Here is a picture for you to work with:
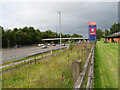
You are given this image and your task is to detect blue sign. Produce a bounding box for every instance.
[88,22,97,41]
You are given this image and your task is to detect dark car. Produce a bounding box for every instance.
[15,44,22,48]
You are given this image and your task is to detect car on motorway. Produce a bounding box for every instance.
[52,43,56,46]
[78,41,81,44]
[14,44,22,48]
[38,44,44,47]
[62,43,66,46]
[42,45,47,49]
[48,43,51,46]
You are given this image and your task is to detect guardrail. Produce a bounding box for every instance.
[1,46,67,73]
[2,46,67,64]
[72,42,95,89]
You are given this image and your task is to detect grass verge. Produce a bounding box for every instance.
[94,41,118,88]
[2,43,92,88]
[1,49,64,72]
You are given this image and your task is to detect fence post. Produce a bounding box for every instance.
[72,60,82,85]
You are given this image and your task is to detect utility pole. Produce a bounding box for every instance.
[58,10,62,50]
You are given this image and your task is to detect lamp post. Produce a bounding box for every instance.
[58,10,62,50]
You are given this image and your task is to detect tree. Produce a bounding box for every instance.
[1,26,83,47]
[13,28,18,32]
[1,26,7,47]
[72,33,82,37]
[104,29,110,36]
[97,29,104,40]
[109,23,120,34]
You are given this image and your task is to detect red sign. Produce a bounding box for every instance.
[90,28,96,35]
[89,22,96,25]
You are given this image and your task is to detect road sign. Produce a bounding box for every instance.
[88,22,97,41]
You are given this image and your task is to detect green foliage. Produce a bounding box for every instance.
[2,43,91,88]
[72,33,82,37]
[97,29,104,40]
[104,23,120,36]
[104,29,110,36]
[69,38,74,50]
[110,23,120,34]
[1,26,83,48]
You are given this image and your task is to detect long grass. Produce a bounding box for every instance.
[2,43,92,88]
[1,49,60,66]
[1,49,63,72]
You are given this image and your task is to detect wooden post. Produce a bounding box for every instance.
[72,60,82,85]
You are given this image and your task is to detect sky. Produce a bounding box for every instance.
[0,1,119,37]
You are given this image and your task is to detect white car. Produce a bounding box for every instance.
[48,43,51,46]
[78,41,81,44]
[38,44,44,47]
[42,45,47,49]
[52,43,56,46]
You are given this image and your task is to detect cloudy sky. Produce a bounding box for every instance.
[0,1,118,37]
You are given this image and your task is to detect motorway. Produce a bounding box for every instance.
[1,44,68,64]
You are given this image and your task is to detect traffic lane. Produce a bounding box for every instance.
[2,44,65,58]
[2,45,65,63]
[2,44,68,63]
[2,44,68,58]
[2,45,57,58]
[2,44,60,57]
[2,44,67,59]
[2,44,59,58]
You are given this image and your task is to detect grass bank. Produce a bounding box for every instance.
[1,49,62,66]
[2,43,92,88]
[94,41,118,88]
[1,49,66,72]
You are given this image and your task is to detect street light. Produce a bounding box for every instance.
[57,10,62,50]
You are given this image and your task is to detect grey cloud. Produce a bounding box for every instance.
[0,2,118,37]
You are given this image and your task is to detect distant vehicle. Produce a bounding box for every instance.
[38,44,44,47]
[52,43,56,46]
[42,45,47,49]
[15,44,21,48]
[78,41,81,44]
[48,43,51,46]
[62,43,66,46]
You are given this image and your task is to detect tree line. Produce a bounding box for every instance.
[1,26,82,48]
[97,23,120,40]
[1,23,119,48]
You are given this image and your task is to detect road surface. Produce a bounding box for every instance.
[1,44,68,64]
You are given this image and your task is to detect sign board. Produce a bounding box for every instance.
[88,22,97,41]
